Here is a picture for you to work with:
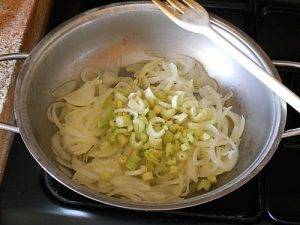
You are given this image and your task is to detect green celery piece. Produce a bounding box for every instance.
[98,109,114,128]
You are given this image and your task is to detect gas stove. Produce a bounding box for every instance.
[1,1,300,224]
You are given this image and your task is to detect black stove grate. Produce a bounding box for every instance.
[264,140,300,225]
[263,70,300,225]
[43,173,264,223]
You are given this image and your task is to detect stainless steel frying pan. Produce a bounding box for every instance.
[0,2,299,210]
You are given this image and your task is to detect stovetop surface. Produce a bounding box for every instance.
[1,1,300,225]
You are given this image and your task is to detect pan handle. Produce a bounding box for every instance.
[0,53,29,133]
[0,53,29,61]
[272,60,300,138]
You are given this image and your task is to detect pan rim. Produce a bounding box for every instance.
[14,1,286,211]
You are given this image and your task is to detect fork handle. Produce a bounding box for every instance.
[204,27,300,113]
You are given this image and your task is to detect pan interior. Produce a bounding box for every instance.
[17,3,283,209]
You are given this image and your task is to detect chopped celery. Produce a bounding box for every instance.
[116,100,123,108]
[177,151,188,161]
[128,97,148,115]
[207,175,217,184]
[145,149,163,164]
[182,121,189,129]
[197,179,211,191]
[143,99,149,108]
[142,171,153,181]
[163,130,174,145]
[114,108,138,119]
[193,129,203,139]
[166,158,177,166]
[182,129,188,137]
[98,109,114,128]
[115,115,132,128]
[180,143,191,151]
[114,91,127,102]
[139,115,148,124]
[153,105,161,114]
[118,88,129,95]
[127,123,134,132]
[169,124,183,133]
[169,165,178,174]
[130,133,143,150]
[125,154,142,171]
[133,117,145,133]
[107,131,116,144]
[156,91,168,100]
[147,110,156,119]
[102,96,113,109]
[174,140,180,152]
[145,151,159,164]
[109,120,115,128]
[153,124,163,132]
[139,133,148,143]
[147,117,166,138]
[173,112,188,124]
[114,128,128,134]
[149,137,163,150]
[161,108,176,120]
[200,132,210,141]
[144,87,156,100]
[179,134,188,144]
[187,132,194,144]
[138,148,146,157]
[142,142,151,150]
[152,149,163,159]
[171,95,179,109]
[177,106,189,114]
[165,143,174,157]
[117,134,128,146]
[147,99,155,109]
[166,120,174,127]
[174,131,182,140]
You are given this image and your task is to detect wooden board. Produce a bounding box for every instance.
[0,0,53,182]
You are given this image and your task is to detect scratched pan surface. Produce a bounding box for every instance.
[14,2,285,210]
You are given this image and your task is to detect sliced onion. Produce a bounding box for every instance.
[52,80,78,97]
[110,175,151,191]
[64,85,96,106]
[48,55,245,202]
[173,112,188,124]
[114,108,138,119]
[147,117,166,138]
[144,87,156,99]
[80,66,103,82]
[125,166,146,176]
[127,92,147,114]
[171,95,178,109]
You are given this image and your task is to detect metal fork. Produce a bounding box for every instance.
[152,0,300,113]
